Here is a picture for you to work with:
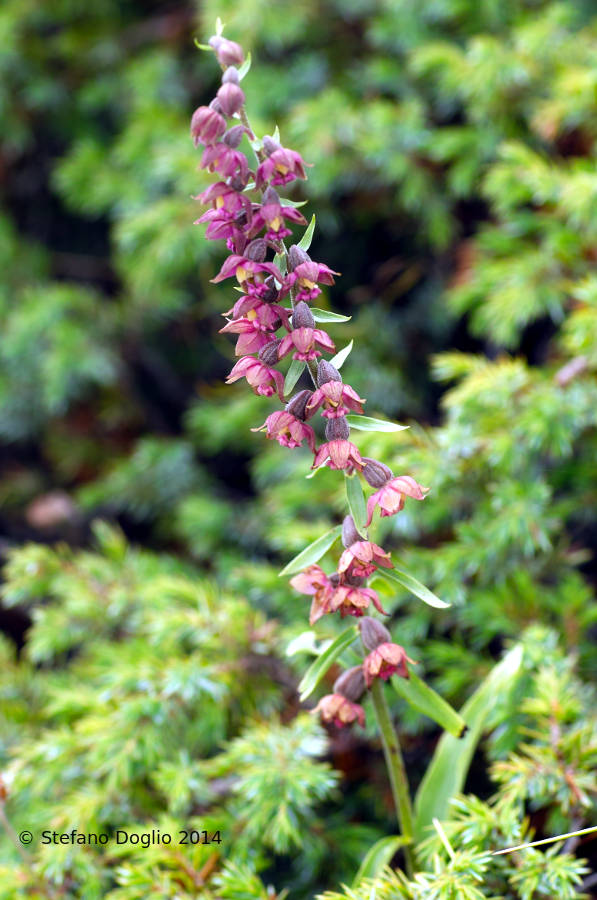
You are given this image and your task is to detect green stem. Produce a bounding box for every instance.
[370,678,415,877]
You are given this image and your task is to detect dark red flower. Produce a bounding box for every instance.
[311,440,363,471]
[290,565,335,624]
[328,583,388,618]
[337,541,393,577]
[277,327,335,362]
[211,255,284,288]
[363,642,415,686]
[287,260,339,302]
[200,143,249,180]
[256,141,310,187]
[226,356,284,399]
[307,381,365,419]
[219,304,282,356]
[190,105,227,146]
[313,693,365,728]
[365,475,429,526]
[248,199,307,242]
[252,411,316,453]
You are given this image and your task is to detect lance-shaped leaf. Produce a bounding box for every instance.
[284,359,306,397]
[311,308,352,323]
[346,415,409,433]
[278,525,342,577]
[345,473,367,536]
[378,568,450,609]
[352,835,410,887]
[237,52,252,80]
[298,214,316,251]
[273,250,288,276]
[279,197,309,209]
[414,644,524,842]
[298,624,358,701]
[392,670,467,738]
[194,39,212,51]
[329,340,353,370]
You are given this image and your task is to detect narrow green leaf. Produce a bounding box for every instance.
[273,251,287,276]
[237,51,252,80]
[194,39,213,51]
[329,340,353,370]
[283,359,306,397]
[346,415,409,433]
[285,630,318,658]
[273,125,280,143]
[312,308,352,323]
[298,215,316,251]
[215,17,224,35]
[345,473,367,536]
[278,525,342,577]
[298,625,358,701]
[279,197,309,208]
[414,644,524,842]
[352,836,410,887]
[378,568,450,609]
[249,136,263,154]
[392,671,467,738]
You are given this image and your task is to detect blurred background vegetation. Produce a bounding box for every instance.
[1,0,597,897]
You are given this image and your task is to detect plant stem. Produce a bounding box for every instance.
[370,679,415,877]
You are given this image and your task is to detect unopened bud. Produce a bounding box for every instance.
[216,82,245,117]
[325,417,349,441]
[317,360,342,387]
[209,36,245,67]
[360,616,391,652]
[362,458,393,489]
[190,106,227,146]
[342,515,361,548]
[288,244,311,271]
[333,666,366,702]
[263,135,282,156]
[223,125,245,148]
[209,97,225,115]
[258,339,281,366]
[245,239,267,262]
[285,390,313,421]
[292,301,315,329]
[261,276,279,303]
[343,571,365,587]
[229,173,249,192]
[222,66,240,85]
[262,186,280,206]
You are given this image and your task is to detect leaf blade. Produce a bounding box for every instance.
[378,568,450,609]
[298,624,358,701]
[284,359,306,397]
[278,525,342,577]
[311,308,352,323]
[392,670,467,738]
[345,473,367,536]
[346,415,409,433]
[329,340,353,370]
[352,836,410,887]
[298,214,316,251]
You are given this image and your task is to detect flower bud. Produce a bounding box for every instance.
[223,125,245,148]
[333,666,366,702]
[343,571,365,587]
[262,186,281,206]
[342,514,361,548]
[229,173,249,192]
[360,616,392,652]
[317,360,342,387]
[245,239,267,262]
[209,97,225,115]
[190,105,227,146]
[288,244,311,271]
[258,339,281,366]
[261,276,279,303]
[217,82,245,117]
[222,66,240,85]
[362,458,393,489]
[209,36,245,67]
[292,301,315,330]
[285,389,313,421]
[329,573,340,587]
[325,417,349,441]
[263,135,282,156]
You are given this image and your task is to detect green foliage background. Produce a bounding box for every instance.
[1,0,597,897]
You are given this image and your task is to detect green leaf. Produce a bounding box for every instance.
[298,625,358,701]
[285,630,319,657]
[329,340,353,370]
[278,525,342,577]
[345,415,409,433]
[352,836,410,887]
[279,197,309,208]
[194,39,213,51]
[311,309,352,323]
[392,670,467,738]
[237,51,252,80]
[378,568,450,609]
[273,125,280,143]
[345,473,367,536]
[284,359,306,397]
[215,17,224,35]
[273,251,287,276]
[298,215,316,251]
[414,644,524,842]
